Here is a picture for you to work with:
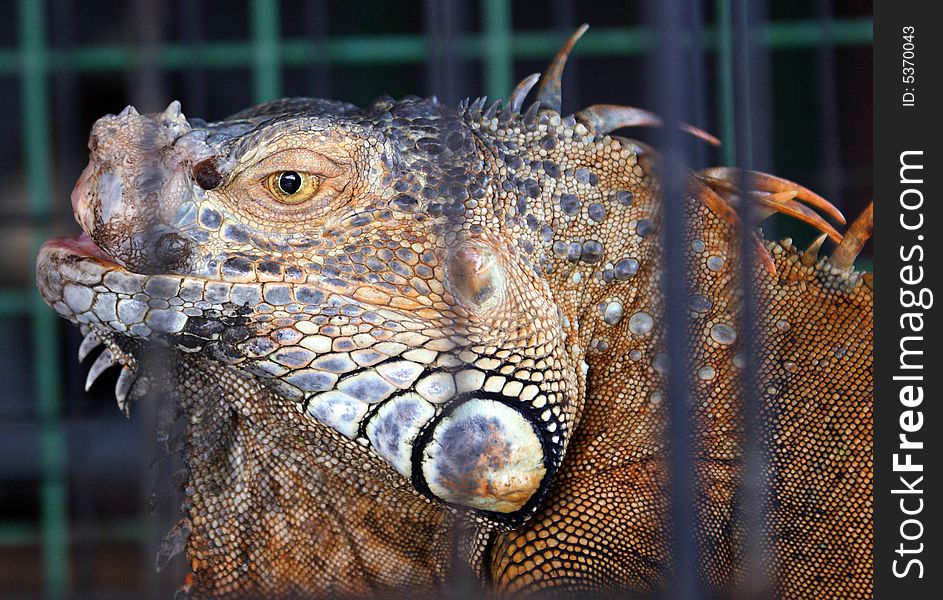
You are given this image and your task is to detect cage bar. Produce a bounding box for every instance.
[18,0,69,598]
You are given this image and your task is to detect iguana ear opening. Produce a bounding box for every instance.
[418,398,548,514]
[408,392,562,524]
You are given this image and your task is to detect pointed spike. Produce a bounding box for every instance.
[696,168,846,243]
[523,101,541,127]
[85,349,115,391]
[830,202,874,270]
[679,123,722,147]
[801,233,828,267]
[755,235,778,275]
[508,73,541,113]
[115,367,136,417]
[160,99,191,136]
[751,193,843,244]
[536,24,589,112]
[483,99,502,119]
[118,105,139,117]
[499,101,514,122]
[764,190,799,204]
[701,167,846,225]
[78,331,102,363]
[162,99,182,119]
[470,96,487,113]
[575,104,662,134]
[575,104,719,145]
[748,191,802,224]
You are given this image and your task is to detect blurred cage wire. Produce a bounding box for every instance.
[0,0,871,598]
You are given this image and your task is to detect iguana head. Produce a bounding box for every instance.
[38,89,599,525]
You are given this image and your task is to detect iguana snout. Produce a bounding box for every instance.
[72,102,210,274]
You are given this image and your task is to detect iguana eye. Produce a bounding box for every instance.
[265,170,320,204]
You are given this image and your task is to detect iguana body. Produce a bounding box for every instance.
[36,28,872,598]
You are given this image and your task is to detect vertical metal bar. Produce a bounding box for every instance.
[549,0,578,112]
[687,0,709,169]
[130,0,167,113]
[50,0,81,202]
[250,0,282,103]
[127,4,174,596]
[19,0,69,597]
[649,0,702,597]
[181,0,208,118]
[438,4,482,597]
[424,0,465,105]
[716,0,736,166]
[481,0,512,100]
[730,0,773,596]
[303,0,331,98]
[815,0,843,209]
[48,0,87,586]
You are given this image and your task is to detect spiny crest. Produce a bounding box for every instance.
[480,24,871,272]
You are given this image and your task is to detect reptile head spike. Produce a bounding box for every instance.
[801,233,829,267]
[508,73,541,114]
[535,23,589,112]
[830,201,874,269]
[575,103,721,145]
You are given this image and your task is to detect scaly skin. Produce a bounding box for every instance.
[36,28,872,598]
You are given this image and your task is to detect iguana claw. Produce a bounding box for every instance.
[85,348,115,391]
[78,330,102,362]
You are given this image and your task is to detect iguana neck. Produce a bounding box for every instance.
[173,355,456,597]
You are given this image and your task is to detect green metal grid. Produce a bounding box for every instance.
[1,0,871,596]
[0,16,874,80]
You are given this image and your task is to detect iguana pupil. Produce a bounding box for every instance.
[277,170,301,194]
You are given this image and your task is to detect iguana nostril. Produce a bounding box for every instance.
[192,158,222,190]
[155,232,190,265]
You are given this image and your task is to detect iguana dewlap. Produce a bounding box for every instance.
[36,27,872,598]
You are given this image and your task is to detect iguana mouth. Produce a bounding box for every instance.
[45,232,122,266]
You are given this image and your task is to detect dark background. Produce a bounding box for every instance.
[0,1,872,597]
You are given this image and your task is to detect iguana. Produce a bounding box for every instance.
[36,26,872,598]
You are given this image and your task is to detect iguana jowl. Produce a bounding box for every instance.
[36,26,873,598]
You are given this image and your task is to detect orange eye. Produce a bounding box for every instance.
[265,171,320,204]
